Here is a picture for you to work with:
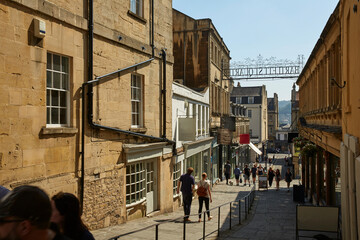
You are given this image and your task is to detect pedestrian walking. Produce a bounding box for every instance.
[224,161,231,185]
[285,168,293,192]
[197,173,212,222]
[234,165,241,186]
[275,169,281,191]
[251,164,257,185]
[51,192,95,240]
[268,167,275,187]
[257,164,264,176]
[177,167,195,221]
[243,164,251,186]
[285,156,289,166]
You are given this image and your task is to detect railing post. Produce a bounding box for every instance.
[155,224,158,240]
[203,212,206,240]
[238,199,241,225]
[218,206,221,237]
[245,197,248,220]
[183,217,186,240]
[229,202,232,230]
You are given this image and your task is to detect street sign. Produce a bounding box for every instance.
[239,134,250,144]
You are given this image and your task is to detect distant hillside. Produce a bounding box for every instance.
[278,100,291,125]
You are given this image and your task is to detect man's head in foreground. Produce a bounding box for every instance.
[0,185,51,240]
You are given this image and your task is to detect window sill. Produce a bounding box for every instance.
[127,10,147,24]
[126,197,146,208]
[129,127,147,133]
[41,127,78,135]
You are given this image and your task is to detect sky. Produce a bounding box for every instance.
[172,0,339,100]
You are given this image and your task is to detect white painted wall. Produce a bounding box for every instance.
[172,82,210,149]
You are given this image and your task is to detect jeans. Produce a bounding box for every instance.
[198,197,210,218]
[225,173,230,184]
[182,193,192,219]
[269,177,274,187]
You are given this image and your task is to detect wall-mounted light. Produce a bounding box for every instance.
[330,77,346,89]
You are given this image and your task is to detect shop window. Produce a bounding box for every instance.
[173,162,181,196]
[126,162,146,205]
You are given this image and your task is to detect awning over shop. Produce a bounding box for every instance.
[249,142,262,155]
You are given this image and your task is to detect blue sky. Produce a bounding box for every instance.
[172,0,339,100]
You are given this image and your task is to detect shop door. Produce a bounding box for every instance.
[146,161,157,215]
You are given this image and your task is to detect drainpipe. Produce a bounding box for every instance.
[151,0,154,58]
[83,58,174,144]
[80,0,94,212]
[161,49,167,138]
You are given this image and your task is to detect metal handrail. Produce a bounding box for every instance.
[108,186,256,240]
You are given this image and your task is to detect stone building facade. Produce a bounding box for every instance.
[297,3,341,207]
[0,0,174,229]
[231,85,268,145]
[172,9,231,182]
[339,0,360,238]
[297,1,360,238]
[297,3,341,209]
[267,93,279,149]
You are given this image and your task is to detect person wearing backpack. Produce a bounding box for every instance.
[197,172,212,222]
[243,165,250,186]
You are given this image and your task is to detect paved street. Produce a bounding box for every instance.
[92,157,299,240]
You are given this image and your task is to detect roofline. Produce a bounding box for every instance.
[172,8,231,56]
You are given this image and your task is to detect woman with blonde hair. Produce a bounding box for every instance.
[197,172,212,222]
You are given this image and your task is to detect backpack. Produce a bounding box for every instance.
[197,184,207,197]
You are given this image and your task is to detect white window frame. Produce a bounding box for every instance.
[248,109,252,118]
[173,162,181,196]
[236,97,241,104]
[126,162,146,206]
[46,52,70,127]
[130,0,143,17]
[248,96,254,104]
[131,74,143,128]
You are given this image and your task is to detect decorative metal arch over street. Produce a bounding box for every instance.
[223,55,304,80]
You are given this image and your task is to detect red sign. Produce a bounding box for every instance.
[239,134,250,144]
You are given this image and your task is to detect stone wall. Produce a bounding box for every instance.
[0,0,174,230]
